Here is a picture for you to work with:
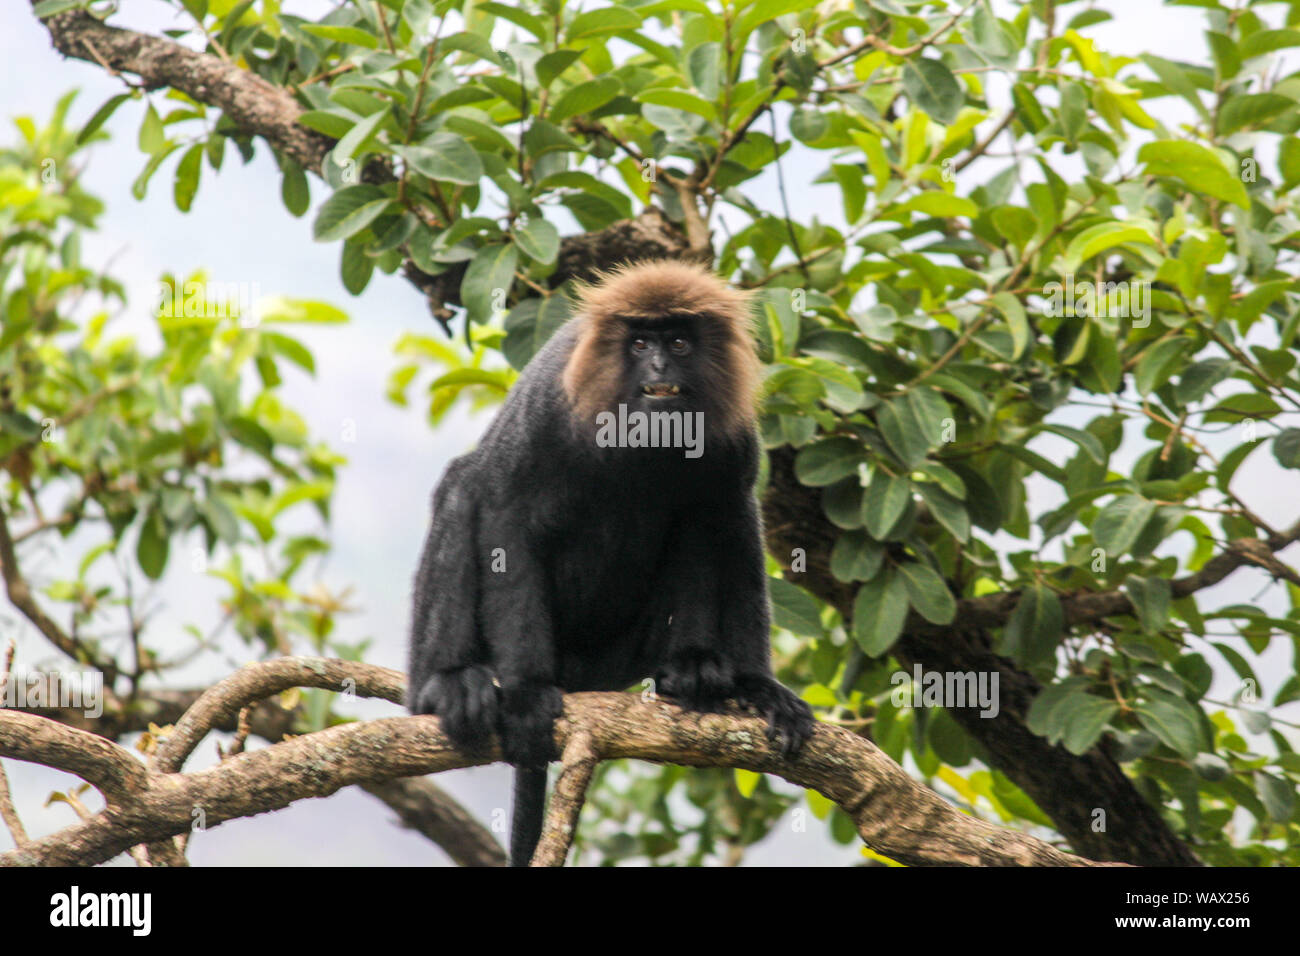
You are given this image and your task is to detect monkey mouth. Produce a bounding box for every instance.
[641,383,681,398]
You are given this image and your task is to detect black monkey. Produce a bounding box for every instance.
[407,260,814,866]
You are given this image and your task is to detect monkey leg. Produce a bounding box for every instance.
[651,512,733,711]
[714,492,816,757]
[408,459,501,752]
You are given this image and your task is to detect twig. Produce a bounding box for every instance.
[770,109,810,285]
[0,641,29,849]
[530,730,598,867]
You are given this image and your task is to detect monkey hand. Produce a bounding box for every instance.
[732,674,815,759]
[410,665,499,753]
[497,681,563,767]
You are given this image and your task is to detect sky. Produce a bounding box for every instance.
[0,0,1295,866]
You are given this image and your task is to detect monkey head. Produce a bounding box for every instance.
[562,260,761,441]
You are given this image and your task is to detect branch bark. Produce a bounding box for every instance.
[530,730,597,867]
[16,675,504,866]
[0,658,1114,867]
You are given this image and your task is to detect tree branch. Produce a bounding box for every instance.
[0,658,1114,867]
[530,730,597,867]
[17,675,504,866]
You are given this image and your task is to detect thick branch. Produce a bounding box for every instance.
[37,10,698,319]
[19,675,503,865]
[43,9,334,173]
[0,659,1110,867]
[0,710,147,806]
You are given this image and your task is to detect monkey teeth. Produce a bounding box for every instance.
[642,384,680,397]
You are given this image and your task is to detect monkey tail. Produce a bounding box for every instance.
[510,766,548,867]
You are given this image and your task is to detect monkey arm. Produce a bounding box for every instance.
[408,457,483,703]
[477,513,563,768]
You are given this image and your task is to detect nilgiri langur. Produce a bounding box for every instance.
[407,260,814,866]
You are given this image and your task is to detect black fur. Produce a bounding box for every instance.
[407,318,814,866]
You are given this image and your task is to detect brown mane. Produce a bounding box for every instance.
[561,260,761,436]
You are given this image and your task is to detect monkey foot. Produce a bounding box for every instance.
[655,648,735,713]
[497,681,563,767]
[732,675,815,759]
[411,665,499,752]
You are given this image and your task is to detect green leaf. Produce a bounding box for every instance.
[257,297,347,324]
[1175,357,1234,406]
[853,304,897,342]
[877,387,949,468]
[894,192,979,218]
[1137,140,1249,210]
[830,531,884,583]
[896,561,955,625]
[333,105,389,162]
[502,294,570,369]
[536,50,583,88]
[552,77,624,122]
[1135,694,1203,758]
[137,506,170,580]
[34,0,86,16]
[1063,221,1155,271]
[461,242,518,322]
[1033,423,1106,465]
[1218,93,1294,134]
[1058,694,1120,755]
[794,437,865,486]
[1125,575,1171,633]
[1272,429,1300,469]
[139,102,165,154]
[990,292,1029,359]
[917,482,969,542]
[902,58,962,125]
[1134,337,1192,396]
[395,133,484,185]
[514,217,559,265]
[76,92,133,145]
[173,144,203,213]
[300,24,380,48]
[313,184,391,242]
[340,237,373,294]
[1241,28,1300,59]
[852,568,910,656]
[1093,495,1156,556]
[770,578,823,636]
[567,6,642,41]
[281,161,310,217]
[1255,771,1296,822]
[863,471,910,539]
[1002,583,1063,664]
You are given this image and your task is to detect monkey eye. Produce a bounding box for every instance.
[669,337,690,354]
[631,338,649,352]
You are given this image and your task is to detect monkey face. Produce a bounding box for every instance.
[620,321,701,412]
